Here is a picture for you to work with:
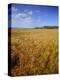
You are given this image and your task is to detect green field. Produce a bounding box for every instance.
[9,28,58,76]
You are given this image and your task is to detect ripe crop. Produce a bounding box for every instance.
[9,28,58,76]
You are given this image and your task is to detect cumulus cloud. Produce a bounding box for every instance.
[23,16,32,23]
[12,10,33,23]
[18,14,32,23]
[16,13,27,18]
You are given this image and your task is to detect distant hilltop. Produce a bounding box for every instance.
[35,26,58,29]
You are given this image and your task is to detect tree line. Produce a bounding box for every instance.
[35,26,58,29]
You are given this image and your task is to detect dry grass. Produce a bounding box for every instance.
[9,29,58,76]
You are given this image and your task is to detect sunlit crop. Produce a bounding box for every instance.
[9,29,58,76]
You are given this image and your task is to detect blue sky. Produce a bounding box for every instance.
[9,4,58,28]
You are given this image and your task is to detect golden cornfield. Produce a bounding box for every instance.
[9,28,58,76]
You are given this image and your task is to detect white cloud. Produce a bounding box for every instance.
[14,10,33,22]
[18,15,32,23]
[16,13,27,18]
[24,17,32,23]
[15,10,33,18]
[12,8,34,27]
